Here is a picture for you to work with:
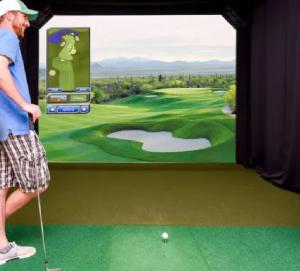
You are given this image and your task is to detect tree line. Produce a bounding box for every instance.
[91,74,235,103]
[39,74,235,104]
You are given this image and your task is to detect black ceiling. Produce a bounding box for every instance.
[25,0,257,29]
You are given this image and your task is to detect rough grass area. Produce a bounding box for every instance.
[40,88,235,162]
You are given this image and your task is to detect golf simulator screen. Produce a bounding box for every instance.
[39,15,236,163]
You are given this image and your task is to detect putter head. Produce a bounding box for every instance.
[47,269,62,271]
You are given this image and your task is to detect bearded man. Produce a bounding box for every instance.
[0,0,50,265]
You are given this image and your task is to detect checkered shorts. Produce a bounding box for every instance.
[0,131,50,193]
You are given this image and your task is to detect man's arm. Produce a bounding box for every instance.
[0,55,41,123]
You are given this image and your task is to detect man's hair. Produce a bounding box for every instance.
[0,11,20,23]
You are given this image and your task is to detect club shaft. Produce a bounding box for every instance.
[37,187,49,270]
[30,130,49,270]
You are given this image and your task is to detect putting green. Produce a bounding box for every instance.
[39,88,235,163]
[5,225,300,271]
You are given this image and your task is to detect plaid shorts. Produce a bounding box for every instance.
[0,131,50,193]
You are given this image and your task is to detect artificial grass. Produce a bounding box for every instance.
[5,225,300,271]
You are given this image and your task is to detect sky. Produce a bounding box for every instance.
[39,15,236,64]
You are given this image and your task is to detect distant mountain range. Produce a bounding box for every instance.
[40,57,235,78]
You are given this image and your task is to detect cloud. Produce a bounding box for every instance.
[39,15,235,63]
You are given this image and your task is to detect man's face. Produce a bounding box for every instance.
[11,11,30,39]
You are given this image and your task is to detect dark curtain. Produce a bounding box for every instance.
[21,28,39,105]
[21,27,39,132]
[237,0,300,192]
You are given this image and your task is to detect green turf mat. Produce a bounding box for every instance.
[190,227,300,271]
[5,225,300,271]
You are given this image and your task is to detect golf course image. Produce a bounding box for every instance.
[39,87,235,163]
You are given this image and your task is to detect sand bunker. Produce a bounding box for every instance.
[107,130,211,152]
[145,95,158,98]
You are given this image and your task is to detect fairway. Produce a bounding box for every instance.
[40,88,235,162]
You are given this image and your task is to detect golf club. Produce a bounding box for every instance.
[29,120,62,271]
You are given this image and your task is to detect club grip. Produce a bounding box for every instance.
[29,114,35,130]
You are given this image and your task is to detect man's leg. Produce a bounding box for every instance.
[0,187,41,265]
[0,188,9,249]
[0,186,37,265]
[5,187,47,219]
[1,133,49,220]
[0,133,49,265]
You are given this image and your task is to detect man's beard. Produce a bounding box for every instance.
[12,22,26,39]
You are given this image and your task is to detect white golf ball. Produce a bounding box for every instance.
[162,232,168,240]
[49,69,56,76]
